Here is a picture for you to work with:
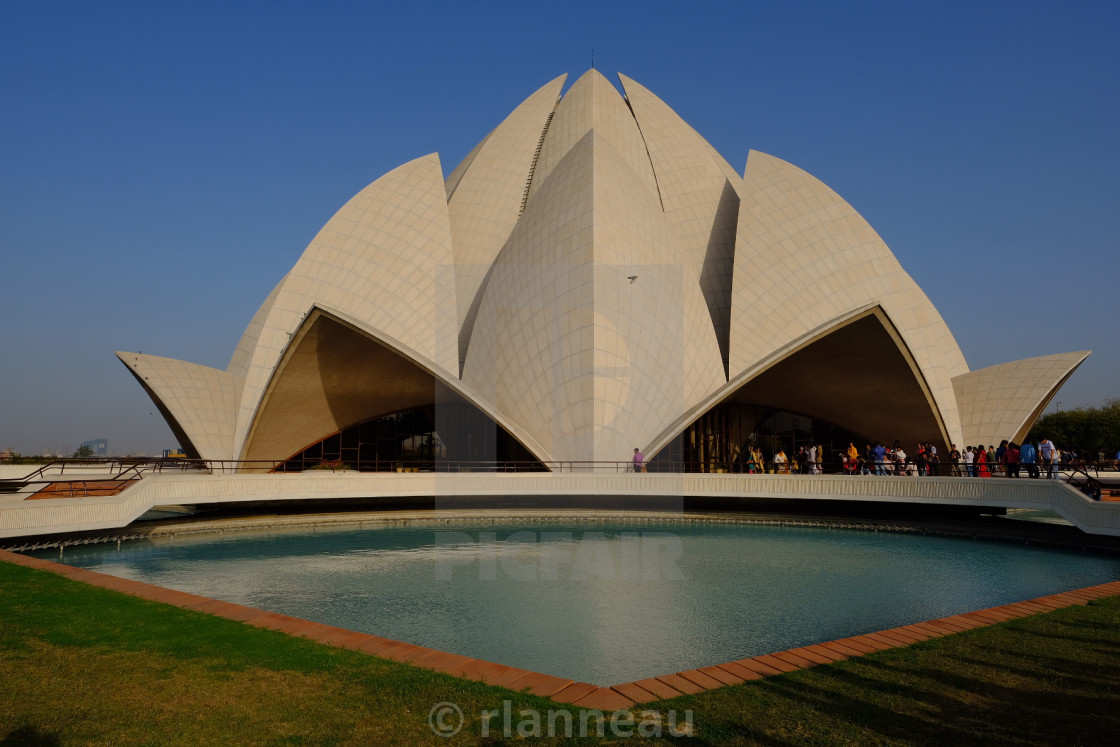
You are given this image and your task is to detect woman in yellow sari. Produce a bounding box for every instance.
[846,442,860,475]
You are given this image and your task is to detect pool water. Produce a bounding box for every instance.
[32,520,1120,684]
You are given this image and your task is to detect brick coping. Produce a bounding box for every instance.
[3,548,1118,712]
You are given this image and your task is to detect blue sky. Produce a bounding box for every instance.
[2,0,1117,455]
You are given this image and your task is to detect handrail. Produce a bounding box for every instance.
[6,455,1118,485]
[3,458,161,483]
[1064,468,1105,500]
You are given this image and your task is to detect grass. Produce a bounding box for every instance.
[1,559,1119,745]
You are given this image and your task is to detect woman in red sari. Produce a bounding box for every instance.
[976,446,991,477]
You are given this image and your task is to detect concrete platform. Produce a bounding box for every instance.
[2,471,1119,539]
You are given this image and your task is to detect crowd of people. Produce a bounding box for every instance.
[632,441,1117,476]
[826,438,1076,478]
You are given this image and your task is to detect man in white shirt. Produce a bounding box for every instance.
[1039,438,1056,479]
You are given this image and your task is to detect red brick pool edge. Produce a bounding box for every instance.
[4,548,1118,712]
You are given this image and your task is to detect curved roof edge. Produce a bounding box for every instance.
[448,73,567,370]
[730,149,968,441]
[239,305,553,467]
[445,129,493,201]
[644,304,952,458]
[618,72,741,374]
[617,72,742,188]
[527,69,660,207]
[953,350,1091,448]
[232,152,458,454]
[227,271,287,380]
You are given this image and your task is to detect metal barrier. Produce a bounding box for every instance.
[5,456,1118,500]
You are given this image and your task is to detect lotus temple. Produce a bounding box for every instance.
[113,69,1087,473]
[7,72,1120,734]
[8,68,1117,541]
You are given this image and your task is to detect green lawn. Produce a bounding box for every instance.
[1,558,1118,745]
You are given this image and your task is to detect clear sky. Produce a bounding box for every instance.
[2,0,1117,456]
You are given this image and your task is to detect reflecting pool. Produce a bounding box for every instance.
[32,520,1120,684]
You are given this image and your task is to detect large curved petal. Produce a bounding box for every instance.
[525,70,660,208]
[463,130,725,463]
[730,150,969,443]
[116,352,241,461]
[619,72,740,374]
[953,351,1091,448]
[227,271,286,381]
[448,74,567,371]
[232,153,458,456]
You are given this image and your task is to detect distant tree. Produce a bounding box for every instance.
[72,444,95,458]
[1027,399,1120,457]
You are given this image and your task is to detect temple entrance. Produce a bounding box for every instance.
[277,401,542,472]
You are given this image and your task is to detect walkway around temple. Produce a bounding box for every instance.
[2,459,1119,540]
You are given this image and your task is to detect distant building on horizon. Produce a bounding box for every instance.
[81,438,108,457]
[116,70,1090,472]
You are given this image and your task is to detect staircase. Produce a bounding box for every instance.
[519,104,558,216]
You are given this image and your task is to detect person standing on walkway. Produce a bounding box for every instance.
[976,447,991,477]
[996,440,1009,474]
[1020,440,1039,478]
[1005,442,1021,478]
[872,441,887,475]
[894,445,909,476]
[927,444,940,476]
[1040,438,1055,479]
[632,448,644,473]
[963,446,975,477]
[847,442,861,474]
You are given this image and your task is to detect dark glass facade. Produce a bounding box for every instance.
[649,402,865,473]
[278,402,543,472]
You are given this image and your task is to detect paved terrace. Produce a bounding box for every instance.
[2,468,1119,539]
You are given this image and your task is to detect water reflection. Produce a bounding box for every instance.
[33,521,1120,685]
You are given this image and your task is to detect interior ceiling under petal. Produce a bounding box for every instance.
[241,308,549,466]
[726,309,948,449]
